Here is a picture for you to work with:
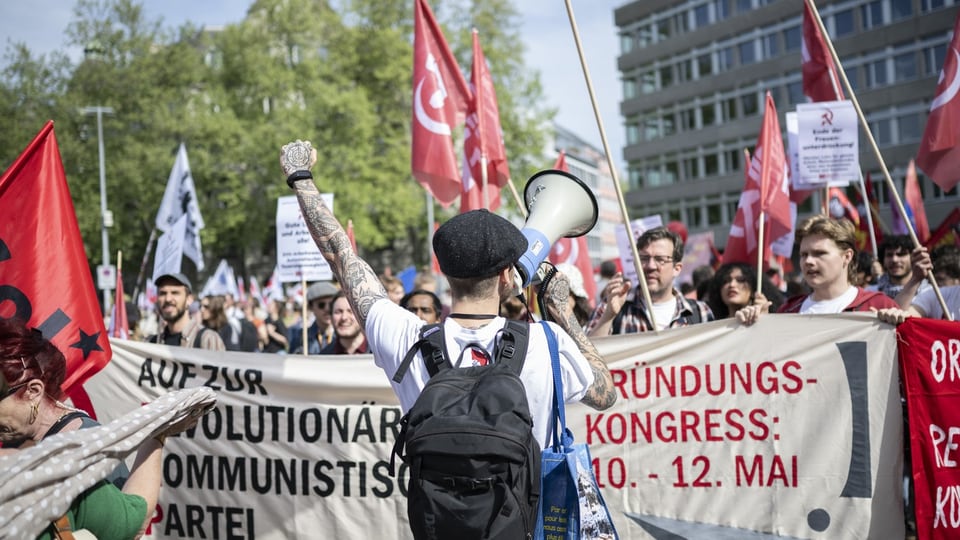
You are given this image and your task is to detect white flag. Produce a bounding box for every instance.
[155,143,205,271]
[199,259,239,299]
[152,214,187,280]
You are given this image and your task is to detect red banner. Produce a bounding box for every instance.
[0,121,112,394]
[898,317,960,539]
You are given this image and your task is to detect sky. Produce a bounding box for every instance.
[0,0,626,172]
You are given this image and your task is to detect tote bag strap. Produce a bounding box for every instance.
[540,321,567,451]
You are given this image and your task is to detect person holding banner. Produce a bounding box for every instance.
[587,226,713,335]
[890,245,960,321]
[705,263,783,320]
[277,139,616,446]
[868,235,931,300]
[758,216,898,315]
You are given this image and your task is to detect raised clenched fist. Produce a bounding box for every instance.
[279,140,317,176]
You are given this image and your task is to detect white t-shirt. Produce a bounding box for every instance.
[799,286,859,314]
[651,300,677,331]
[365,299,595,449]
[912,285,960,320]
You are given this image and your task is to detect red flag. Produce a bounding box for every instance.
[925,207,960,249]
[0,122,112,394]
[547,151,596,305]
[905,160,931,243]
[347,219,358,253]
[802,0,844,102]
[917,13,960,192]
[461,30,509,213]
[827,187,860,226]
[108,263,128,339]
[723,93,791,269]
[411,0,471,207]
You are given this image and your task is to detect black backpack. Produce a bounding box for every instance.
[391,320,540,540]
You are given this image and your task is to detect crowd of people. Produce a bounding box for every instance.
[120,215,958,358]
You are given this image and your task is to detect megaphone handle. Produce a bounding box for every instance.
[536,265,558,322]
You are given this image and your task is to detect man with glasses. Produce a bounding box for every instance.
[148,273,225,350]
[587,226,713,335]
[289,281,338,354]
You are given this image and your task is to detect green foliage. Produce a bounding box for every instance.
[0,0,554,283]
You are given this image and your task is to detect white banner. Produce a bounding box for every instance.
[87,315,903,539]
[276,195,334,283]
[796,100,859,187]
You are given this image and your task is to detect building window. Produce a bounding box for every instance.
[845,65,859,92]
[891,0,913,20]
[741,92,759,116]
[763,34,780,60]
[680,108,697,130]
[922,0,948,12]
[704,153,720,176]
[714,0,730,21]
[663,113,677,137]
[620,34,635,54]
[718,46,735,71]
[698,53,713,77]
[787,81,804,105]
[624,78,638,99]
[641,70,658,94]
[873,117,893,145]
[898,112,922,143]
[664,161,680,185]
[737,0,752,13]
[657,18,671,40]
[739,40,757,65]
[701,103,717,126]
[660,65,674,89]
[721,97,738,121]
[866,59,888,87]
[784,25,802,52]
[628,167,644,189]
[833,9,855,38]
[674,12,690,35]
[707,200,723,225]
[695,3,710,28]
[924,43,947,76]
[686,203,704,227]
[894,50,917,82]
[683,157,701,180]
[642,115,659,141]
[861,1,884,30]
[725,148,741,172]
[627,122,642,145]
[677,58,693,82]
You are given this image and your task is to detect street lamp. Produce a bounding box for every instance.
[81,105,114,316]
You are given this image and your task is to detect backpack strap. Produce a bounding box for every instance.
[392,324,448,383]
[192,327,210,349]
[51,514,75,540]
[495,319,528,375]
[44,411,88,439]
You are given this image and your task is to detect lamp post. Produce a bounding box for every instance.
[81,105,115,315]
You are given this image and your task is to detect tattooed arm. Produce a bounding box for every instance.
[280,141,386,326]
[542,270,617,411]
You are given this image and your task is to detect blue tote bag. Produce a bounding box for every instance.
[535,321,619,540]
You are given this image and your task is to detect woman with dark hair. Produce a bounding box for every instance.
[706,263,784,320]
[201,295,242,351]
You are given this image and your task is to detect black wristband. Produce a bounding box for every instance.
[286,170,313,189]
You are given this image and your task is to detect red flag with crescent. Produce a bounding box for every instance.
[546,151,596,305]
[917,13,960,191]
[411,0,471,207]
[0,122,112,397]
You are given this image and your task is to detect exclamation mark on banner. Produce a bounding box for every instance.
[838,341,872,498]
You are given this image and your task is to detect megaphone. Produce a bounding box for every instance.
[515,169,599,287]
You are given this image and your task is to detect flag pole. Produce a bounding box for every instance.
[756,211,766,295]
[563,0,656,330]
[505,177,527,218]
[855,179,879,258]
[805,0,951,320]
[131,227,157,302]
[301,274,308,356]
[480,155,489,209]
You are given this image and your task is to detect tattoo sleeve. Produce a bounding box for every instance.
[291,179,386,326]
[544,274,617,411]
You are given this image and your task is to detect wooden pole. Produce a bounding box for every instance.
[805,0,951,320]
[563,0,657,329]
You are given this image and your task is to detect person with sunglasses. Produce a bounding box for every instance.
[289,281,339,354]
[587,226,714,335]
[0,318,129,488]
[705,262,784,320]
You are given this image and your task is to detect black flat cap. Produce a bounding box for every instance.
[433,210,527,279]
